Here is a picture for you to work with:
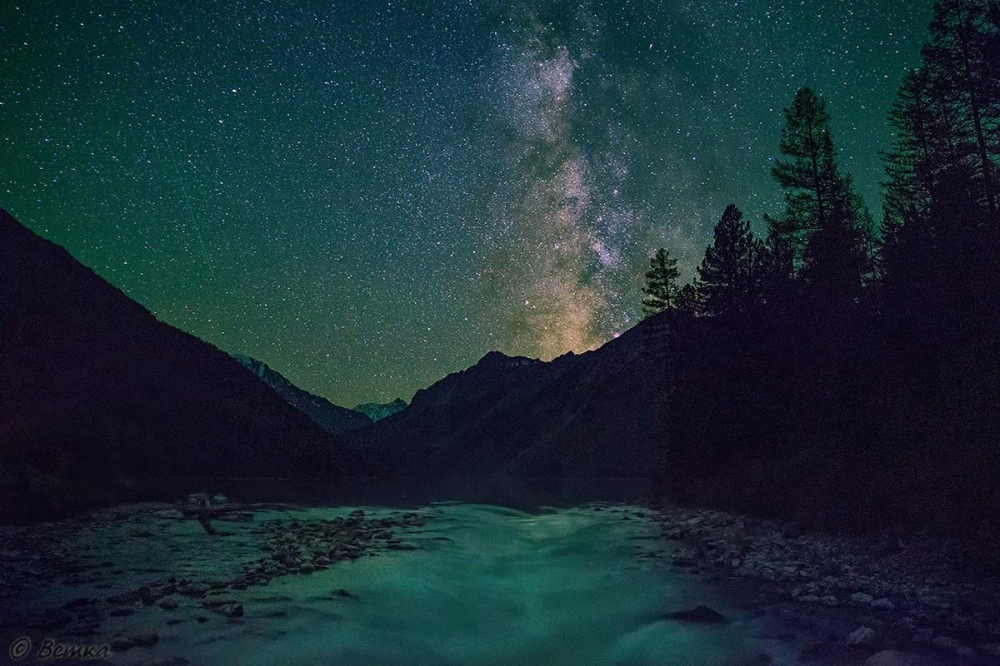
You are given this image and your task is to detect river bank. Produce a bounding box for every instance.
[653,504,1000,664]
[0,501,431,665]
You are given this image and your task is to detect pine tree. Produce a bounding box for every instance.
[761,223,799,308]
[878,0,1000,307]
[642,248,680,317]
[768,88,836,260]
[696,204,766,316]
[881,68,949,231]
[922,0,1000,220]
[675,282,703,318]
[769,87,870,304]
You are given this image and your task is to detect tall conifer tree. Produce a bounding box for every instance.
[697,204,766,316]
[642,248,681,316]
[768,87,870,304]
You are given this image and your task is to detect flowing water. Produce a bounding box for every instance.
[0,499,819,666]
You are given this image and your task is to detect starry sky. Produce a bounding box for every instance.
[1,0,933,406]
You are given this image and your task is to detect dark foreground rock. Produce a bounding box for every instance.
[656,505,1000,664]
[28,609,73,629]
[863,649,954,666]
[664,605,730,624]
[213,603,243,619]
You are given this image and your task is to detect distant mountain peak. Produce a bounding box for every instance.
[233,354,372,435]
[346,319,667,479]
[353,398,407,422]
[233,353,268,379]
[476,350,538,369]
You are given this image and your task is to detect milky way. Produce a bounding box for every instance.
[1,0,933,405]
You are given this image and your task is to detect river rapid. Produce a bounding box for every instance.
[0,499,823,666]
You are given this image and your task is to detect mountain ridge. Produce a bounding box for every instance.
[0,208,352,522]
[234,354,372,435]
[352,398,407,422]
[347,316,669,478]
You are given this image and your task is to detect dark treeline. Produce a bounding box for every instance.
[643,0,1000,536]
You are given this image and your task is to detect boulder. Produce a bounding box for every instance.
[953,646,976,660]
[138,586,159,605]
[106,590,142,605]
[110,637,135,652]
[663,605,730,624]
[930,635,966,655]
[63,597,97,610]
[847,626,876,647]
[865,650,939,666]
[980,643,1000,658]
[28,609,72,629]
[154,509,185,520]
[730,652,773,666]
[798,641,869,664]
[138,658,190,666]
[332,589,360,600]
[216,602,244,618]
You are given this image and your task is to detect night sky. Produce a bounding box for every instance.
[1,1,932,406]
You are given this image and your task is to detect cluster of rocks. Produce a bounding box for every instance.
[244,509,424,583]
[656,506,1000,663]
[0,528,95,593]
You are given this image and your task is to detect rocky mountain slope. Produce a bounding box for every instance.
[234,355,372,435]
[0,208,352,522]
[352,398,407,422]
[347,318,670,478]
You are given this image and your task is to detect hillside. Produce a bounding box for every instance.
[348,318,670,479]
[0,209,351,521]
[235,355,372,435]
[353,398,407,422]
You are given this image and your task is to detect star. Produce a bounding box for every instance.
[0,0,934,405]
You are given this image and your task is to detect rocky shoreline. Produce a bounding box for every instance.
[0,501,428,665]
[653,505,1000,665]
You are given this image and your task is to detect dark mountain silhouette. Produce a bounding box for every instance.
[353,398,407,422]
[234,355,372,435]
[347,321,670,478]
[0,209,351,522]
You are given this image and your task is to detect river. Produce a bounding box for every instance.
[0,497,825,666]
